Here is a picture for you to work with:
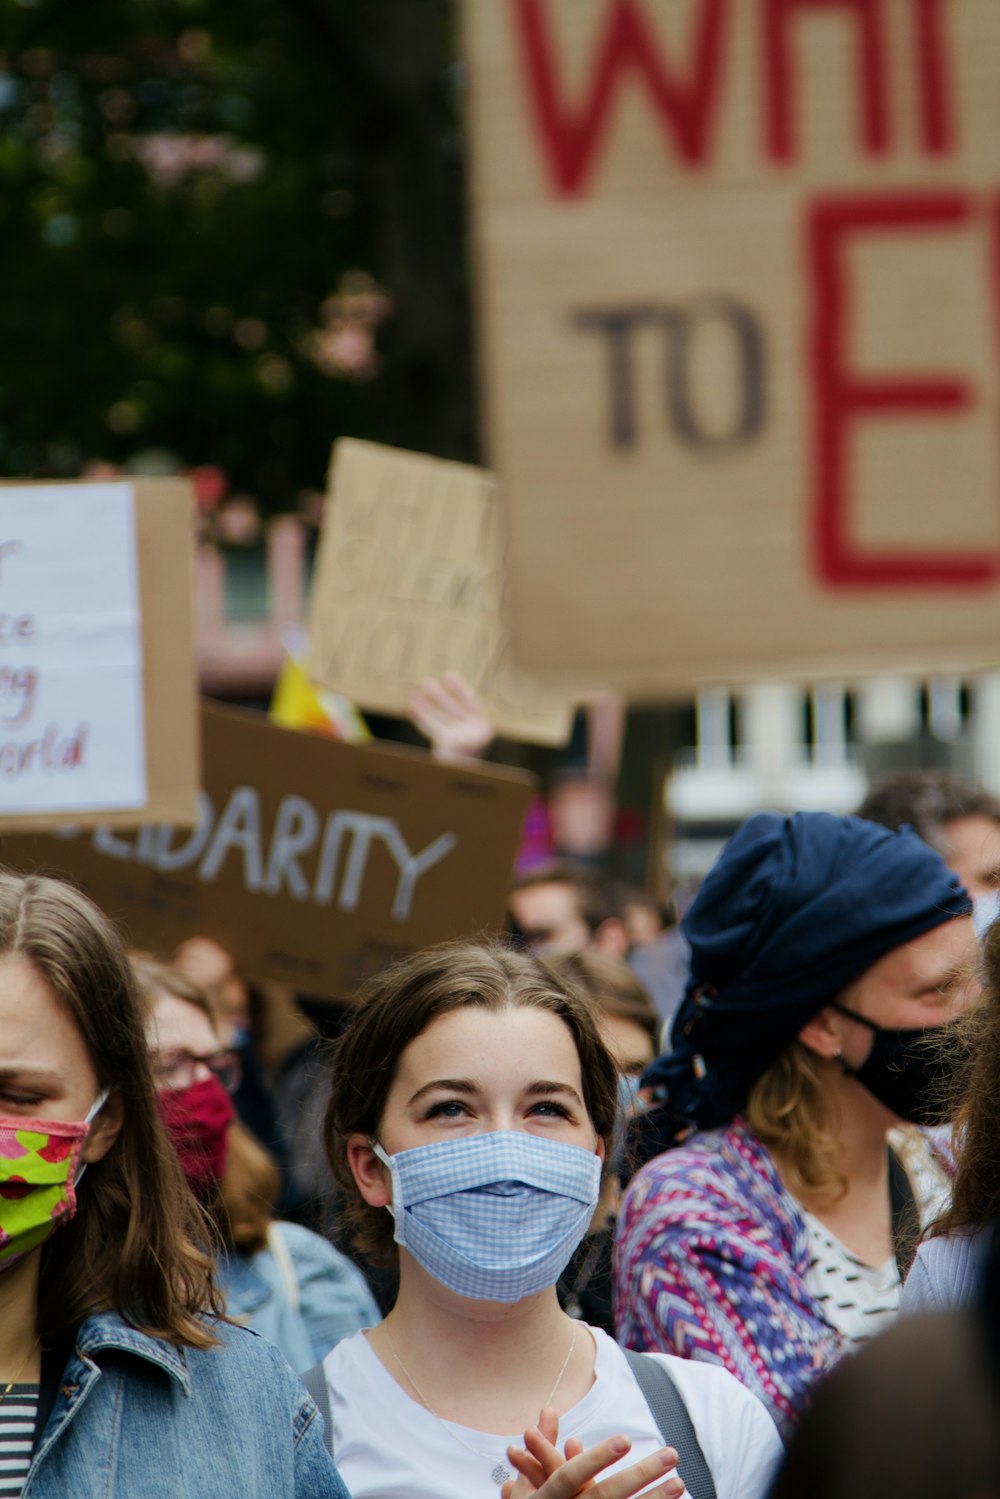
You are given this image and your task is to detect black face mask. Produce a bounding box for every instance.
[831,1003,965,1127]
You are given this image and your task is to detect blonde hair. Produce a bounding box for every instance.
[746,1039,847,1200]
[218,1120,280,1254]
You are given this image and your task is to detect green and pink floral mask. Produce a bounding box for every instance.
[0,1093,107,1272]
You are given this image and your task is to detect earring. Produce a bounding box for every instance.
[833,1048,843,1061]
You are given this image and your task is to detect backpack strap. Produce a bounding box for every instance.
[888,1146,920,1279]
[301,1362,334,1456]
[623,1350,717,1499]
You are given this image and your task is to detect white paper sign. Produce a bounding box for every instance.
[0,483,146,813]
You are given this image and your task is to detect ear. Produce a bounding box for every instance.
[797,1005,847,1062]
[347,1133,392,1209]
[592,918,629,960]
[595,1134,607,1166]
[80,1089,124,1165]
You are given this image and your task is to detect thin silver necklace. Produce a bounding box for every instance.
[383,1321,578,1487]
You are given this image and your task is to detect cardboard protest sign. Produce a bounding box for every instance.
[307,439,577,745]
[0,479,198,829]
[462,0,1000,690]
[1,702,534,1000]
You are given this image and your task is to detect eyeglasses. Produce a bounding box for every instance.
[151,1048,242,1095]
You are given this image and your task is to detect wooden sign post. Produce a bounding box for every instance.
[463,0,1000,690]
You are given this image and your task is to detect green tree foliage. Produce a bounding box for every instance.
[0,0,474,510]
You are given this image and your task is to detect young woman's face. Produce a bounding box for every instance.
[375,1005,603,1159]
[0,952,119,1163]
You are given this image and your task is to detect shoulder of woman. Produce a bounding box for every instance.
[267,1221,373,1284]
[630,1353,785,1480]
[622,1120,775,1216]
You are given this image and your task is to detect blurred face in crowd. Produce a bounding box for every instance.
[936,815,1000,898]
[508,881,590,957]
[595,1013,656,1078]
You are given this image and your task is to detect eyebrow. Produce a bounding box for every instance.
[524,1080,586,1108]
[408,1078,477,1106]
[0,1065,62,1084]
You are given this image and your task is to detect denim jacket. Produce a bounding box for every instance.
[220,1220,379,1372]
[22,1311,350,1498]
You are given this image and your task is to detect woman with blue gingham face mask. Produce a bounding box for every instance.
[313,941,783,1499]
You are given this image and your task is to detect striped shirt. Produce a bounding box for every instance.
[0,1384,37,1498]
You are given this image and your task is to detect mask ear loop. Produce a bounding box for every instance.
[75,1087,111,1187]
[369,1140,406,1241]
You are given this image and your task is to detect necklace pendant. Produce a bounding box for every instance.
[491,1463,512,1485]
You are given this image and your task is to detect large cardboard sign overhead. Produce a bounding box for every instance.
[308,440,576,745]
[463,0,1000,690]
[1,702,534,1000]
[0,479,199,829]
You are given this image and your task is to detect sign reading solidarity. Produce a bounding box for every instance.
[463,0,1000,689]
[1,703,534,1000]
[308,440,577,745]
[0,479,199,830]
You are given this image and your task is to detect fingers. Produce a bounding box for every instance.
[441,670,486,716]
[592,1447,680,1499]
[536,1407,560,1447]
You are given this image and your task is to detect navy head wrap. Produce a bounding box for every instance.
[642,811,971,1135]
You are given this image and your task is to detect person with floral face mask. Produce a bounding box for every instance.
[618,812,980,1436]
[0,871,348,1499]
[311,940,782,1499]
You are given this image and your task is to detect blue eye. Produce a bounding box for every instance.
[529,1100,571,1119]
[425,1099,470,1119]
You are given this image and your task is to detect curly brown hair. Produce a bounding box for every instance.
[324,938,620,1266]
[935,920,1000,1235]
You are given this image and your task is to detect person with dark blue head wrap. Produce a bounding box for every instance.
[642,810,971,1133]
[615,810,978,1435]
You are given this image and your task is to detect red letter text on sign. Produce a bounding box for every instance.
[914,0,956,155]
[764,0,890,162]
[514,0,728,197]
[808,192,999,588]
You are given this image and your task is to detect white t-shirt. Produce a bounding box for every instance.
[322,1324,783,1499]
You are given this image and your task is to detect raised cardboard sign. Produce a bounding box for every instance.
[308,440,576,745]
[0,478,199,829]
[0,702,534,1000]
[463,0,1000,690]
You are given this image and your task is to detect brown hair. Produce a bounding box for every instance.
[550,951,660,1051]
[858,769,1000,846]
[935,921,1000,1235]
[131,955,279,1255]
[324,938,619,1266]
[0,872,222,1347]
[746,1040,847,1201]
[509,862,625,936]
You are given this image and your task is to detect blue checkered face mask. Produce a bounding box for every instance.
[372,1130,602,1302]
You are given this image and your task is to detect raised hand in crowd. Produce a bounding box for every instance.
[408,671,495,763]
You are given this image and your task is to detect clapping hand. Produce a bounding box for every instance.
[502,1408,683,1499]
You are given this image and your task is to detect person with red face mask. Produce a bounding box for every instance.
[137,958,379,1372]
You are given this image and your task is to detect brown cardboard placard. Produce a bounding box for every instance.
[0,701,534,1000]
[463,0,1000,691]
[307,439,577,744]
[0,478,199,828]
